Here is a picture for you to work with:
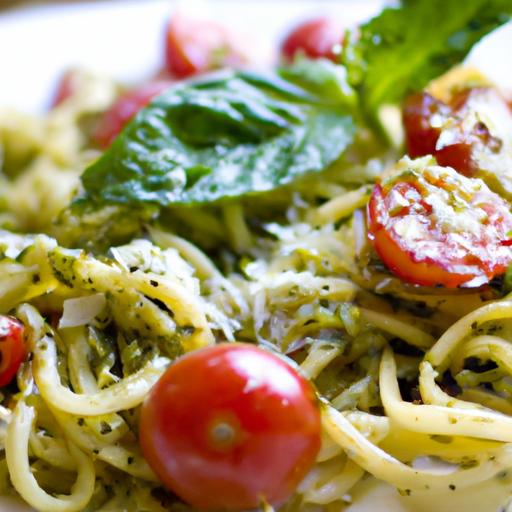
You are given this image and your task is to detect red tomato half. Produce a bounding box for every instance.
[140,343,321,510]
[439,87,512,176]
[92,81,172,148]
[403,88,512,178]
[367,158,512,288]
[281,17,345,62]
[165,12,248,78]
[403,92,450,158]
[0,316,26,387]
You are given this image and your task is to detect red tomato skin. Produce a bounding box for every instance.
[367,165,512,288]
[0,316,26,387]
[281,17,344,62]
[367,183,471,288]
[438,87,510,176]
[403,92,450,158]
[435,139,475,176]
[164,13,247,78]
[140,343,321,510]
[93,81,172,148]
[403,88,512,177]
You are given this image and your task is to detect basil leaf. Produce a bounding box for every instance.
[78,71,355,208]
[279,57,357,110]
[343,0,512,121]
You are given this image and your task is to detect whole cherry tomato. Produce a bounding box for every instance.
[367,158,512,288]
[164,12,248,78]
[92,81,172,148]
[281,17,345,62]
[140,343,321,510]
[0,316,26,387]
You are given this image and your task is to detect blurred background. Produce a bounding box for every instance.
[0,0,384,112]
[0,0,369,11]
[2,0,116,9]
[0,0,510,113]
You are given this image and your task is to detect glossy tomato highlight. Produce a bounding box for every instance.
[140,343,321,510]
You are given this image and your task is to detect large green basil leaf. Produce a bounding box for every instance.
[342,0,512,122]
[77,71,355,208]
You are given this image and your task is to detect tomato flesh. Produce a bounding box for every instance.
[281,17,345,62]
[367,158,512,288]
[140,343,321,510]
[0,316,26,387]
[92,81,172,148]
[164,12,248,78]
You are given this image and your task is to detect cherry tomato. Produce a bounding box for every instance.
[403,88,512,178]
[164,12,248,78]
[140,343,321,510]
[92,81,172,148]
[367,158,512,288]
[0,316,26,387]
[281,17,345,62]
[437,87,512,176]
[403,92,450,158]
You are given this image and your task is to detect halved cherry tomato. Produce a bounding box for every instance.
[367,158,512,288]
[403,92,450,158]
[403,88,512,178]
[140,343,321,510]
[92,81,172,148]
[281,17,345,62]
[164,12,248,78]
[0,316,26,387]
[439,87,512,176]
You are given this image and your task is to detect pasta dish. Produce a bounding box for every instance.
[1,1,512,511]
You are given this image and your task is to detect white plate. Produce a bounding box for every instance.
[0,1,511,511]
